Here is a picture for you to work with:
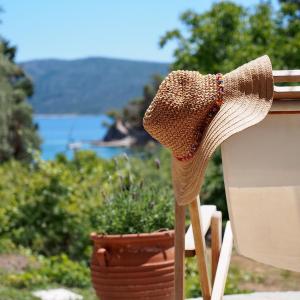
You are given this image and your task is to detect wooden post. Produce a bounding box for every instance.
[211,222,233,300]
[175,202,186,300]
[211,211,222,285]
[189,197,212,300]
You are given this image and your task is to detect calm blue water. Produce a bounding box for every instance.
[34,115,125,160]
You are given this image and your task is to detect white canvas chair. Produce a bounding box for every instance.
[176,70,300,300]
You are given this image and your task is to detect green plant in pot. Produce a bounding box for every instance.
[90,151,175,300]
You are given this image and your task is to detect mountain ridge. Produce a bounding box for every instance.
[20,55,171,65]
[21,56,169,114]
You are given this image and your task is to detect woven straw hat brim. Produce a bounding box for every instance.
[172,55,274,206]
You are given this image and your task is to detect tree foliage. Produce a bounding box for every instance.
[0,39,40,162]
[119,74,163,129]
[160,0,299,72]
[276,0,300,67]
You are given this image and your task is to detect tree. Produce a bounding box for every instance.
[160,1,299,73]
[276,0,300,67]
[0,39,40,162]
[120,74,163,129]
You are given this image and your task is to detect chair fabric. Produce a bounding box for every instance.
[221,113,300,272]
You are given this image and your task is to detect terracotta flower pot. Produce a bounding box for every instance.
[90,230,175,300]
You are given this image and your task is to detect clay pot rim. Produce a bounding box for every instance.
[90,229,174,241]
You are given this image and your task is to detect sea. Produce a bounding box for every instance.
[34,114,125,160]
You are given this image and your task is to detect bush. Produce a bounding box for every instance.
[92,153,174,234]
[3,254,90,288]
[91,147,174,234]
[0,151,105,260]
[0,149,174,258]
[185,258,254,297]
[0,152,102,259]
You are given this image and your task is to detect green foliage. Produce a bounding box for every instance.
[0,237,17,254]
[93,151,174,234]
[185,258,265,297]
[277,0,300,67]
[0,285,98,300]
[5,271,45,289]
[42,255,89,288]
[224,266,262,294]
[106,110,122,120]
[118,74,163,130]
[0,285,100,300]
[281,269,292,280]
[0,151,104,259]
[0,39,40,163]
[3,254,90,289]
[160,1,299,72]
[0,149,174,258]
[0,286,36,300]
[0,248,97,299]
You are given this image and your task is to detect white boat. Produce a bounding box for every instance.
[67,142,82,150]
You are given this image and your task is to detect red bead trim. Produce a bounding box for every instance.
[216,73,224,105]
[175,73,224,162]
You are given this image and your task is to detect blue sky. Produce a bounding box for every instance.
[1,0,278,63]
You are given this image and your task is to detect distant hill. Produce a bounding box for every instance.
[21,57,169,114]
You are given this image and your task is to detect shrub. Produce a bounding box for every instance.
[0,149,174,257]
[3,254,90,288]
[91,148,174,234]
[0,151,105,259]
[185,258,253,297]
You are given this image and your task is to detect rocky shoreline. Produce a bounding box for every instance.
[90,119,153,148]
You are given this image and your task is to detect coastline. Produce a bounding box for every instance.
[34,114,151,150]
[90,136,135,148]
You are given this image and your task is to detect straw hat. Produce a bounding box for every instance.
[143,55,274,206]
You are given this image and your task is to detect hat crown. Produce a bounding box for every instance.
[143,70,219,159]
[143,55,274,206]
